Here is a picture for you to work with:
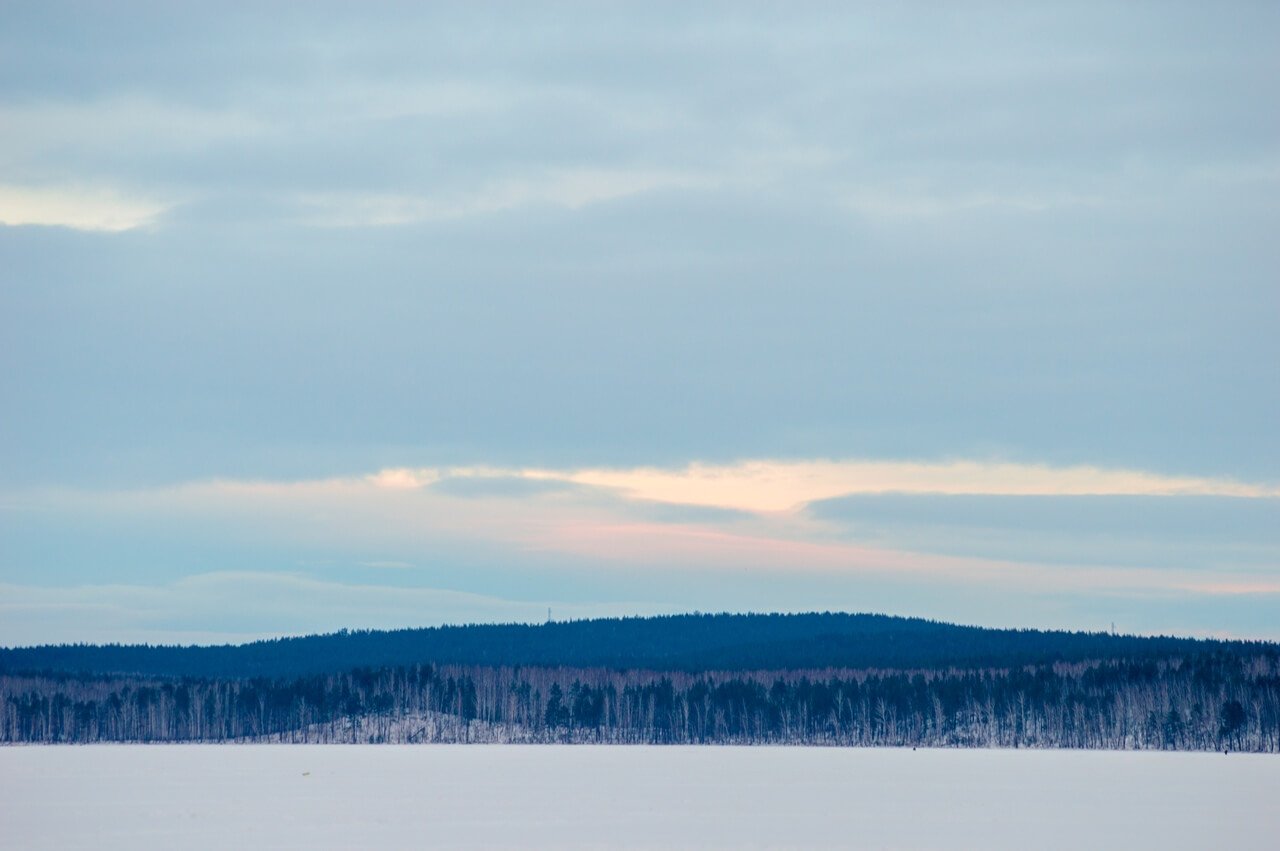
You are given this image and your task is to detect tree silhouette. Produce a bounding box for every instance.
[1220,699,1246,750]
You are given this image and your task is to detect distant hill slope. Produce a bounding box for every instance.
[2,613,1269,680]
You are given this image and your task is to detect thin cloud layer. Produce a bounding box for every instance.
[334,458,1280,517]
[297,168,717,226]
[5,456,1277,644]
[521,459,1280,512]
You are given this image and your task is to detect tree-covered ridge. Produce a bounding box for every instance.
[1,612,1266,680]
[4,652,1277,751]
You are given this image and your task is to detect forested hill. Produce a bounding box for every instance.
[1,612,1268,680]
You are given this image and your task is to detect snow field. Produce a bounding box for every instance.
[2,745,1276,849]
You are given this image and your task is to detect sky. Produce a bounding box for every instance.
[2,2,1277,645]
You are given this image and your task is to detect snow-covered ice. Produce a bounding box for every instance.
[2,745,1275,849]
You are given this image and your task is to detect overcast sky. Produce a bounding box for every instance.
[2,2,1277,645]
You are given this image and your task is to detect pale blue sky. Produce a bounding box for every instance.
[2,2,1277,644]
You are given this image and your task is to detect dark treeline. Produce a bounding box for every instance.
[0,613,1260,680]
[4,652,1278,751]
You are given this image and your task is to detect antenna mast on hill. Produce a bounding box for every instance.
[547,607,552,623]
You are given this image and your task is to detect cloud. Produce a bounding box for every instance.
[806,492,1280,573]
[2,4,1278,644]
[0,97,268,157]
[808,493,1280,544]
[366,468,440,490]
[3,5,1277,490]
[520,459,1280,513]
[0,572,681,647]
[0,184,169,232]
[842,187,1109,221]
[295,167,716,226]
[43,458,1274,578]
[6,457,1279,644]
[174,456,1280,521]
[14,457,1280,590]
[521,516,1280,597]
[428,474,582,500]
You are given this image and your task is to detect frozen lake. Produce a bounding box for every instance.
[2,745,1275,849]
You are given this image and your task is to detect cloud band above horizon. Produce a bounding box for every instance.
[4,455,1277,646]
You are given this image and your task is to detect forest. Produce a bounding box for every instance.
[0,612,1254,678]
[3,614,1278,751]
